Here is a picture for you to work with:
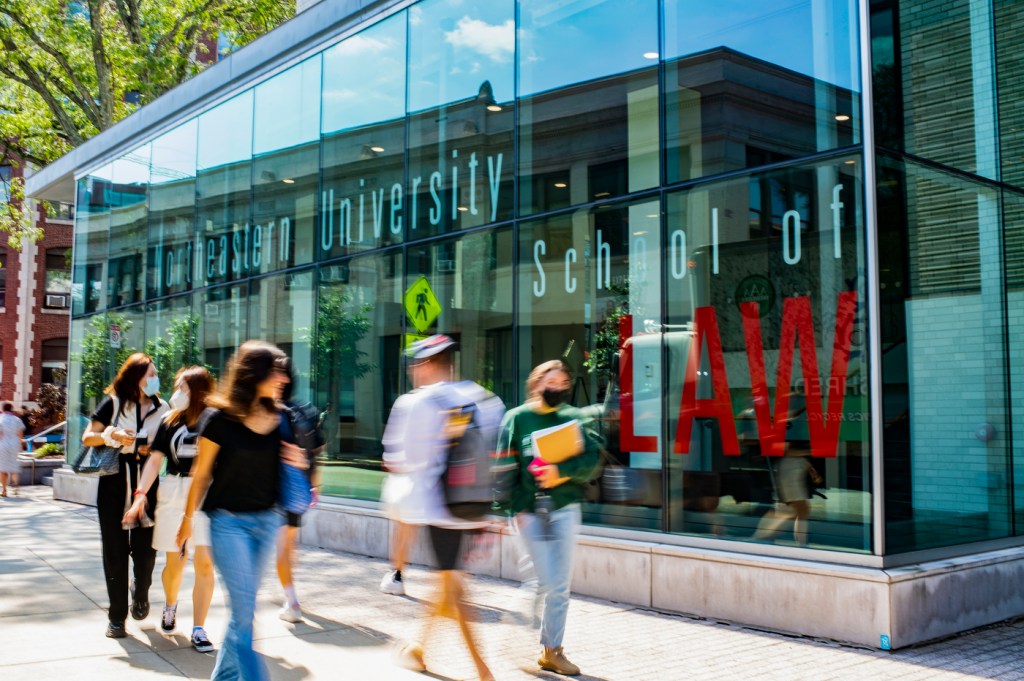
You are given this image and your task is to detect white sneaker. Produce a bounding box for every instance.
[379,569,405,595]
[278,603,303,623]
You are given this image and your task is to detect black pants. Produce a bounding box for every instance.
[96,454,158,624]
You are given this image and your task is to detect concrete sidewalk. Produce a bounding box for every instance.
[2,486,1023,681]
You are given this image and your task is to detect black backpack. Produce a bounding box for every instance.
[434,385,504,521]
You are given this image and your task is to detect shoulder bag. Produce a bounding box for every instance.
[68,397,123,476]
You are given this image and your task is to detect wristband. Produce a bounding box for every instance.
[133,488,146,497]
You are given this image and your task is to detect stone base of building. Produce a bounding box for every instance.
[301,501,1024,650]
[52,467,98,505]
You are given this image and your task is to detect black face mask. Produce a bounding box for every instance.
[541,388,571,408]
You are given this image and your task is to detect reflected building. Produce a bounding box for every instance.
[26,0,1024,650]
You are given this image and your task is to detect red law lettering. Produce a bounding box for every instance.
[617,315,658,453]
[673,306,739,455]
[740,293,857,458]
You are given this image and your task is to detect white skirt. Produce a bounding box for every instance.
[153,474,211,552]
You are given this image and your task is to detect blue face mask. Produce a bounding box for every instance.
[142,376,160,397]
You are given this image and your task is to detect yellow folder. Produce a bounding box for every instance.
[532,419,584,464]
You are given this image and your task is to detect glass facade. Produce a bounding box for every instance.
[63,0,1019,559]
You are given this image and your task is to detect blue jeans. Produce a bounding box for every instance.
[209,509,279,681]
[517,503,581,648]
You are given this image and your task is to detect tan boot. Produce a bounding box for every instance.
[538,646,580,676]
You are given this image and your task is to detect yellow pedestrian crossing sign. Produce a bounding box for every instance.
[404,276,442,333]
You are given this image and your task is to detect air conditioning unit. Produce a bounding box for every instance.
[321,264,349,283]
[437,259,456,273]
[45,294,68,308]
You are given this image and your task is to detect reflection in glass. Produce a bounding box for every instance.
[518,198,663,530]
[108,146,151,308]
[148,121,198,299]
[321,12,406,257]
[254,59,321,272]
[197,91,254,288]
[664,156,869,551]
[73,169,113,315]
[248,270,316,399]
[315,251,403,501]
[407,0,514,236]
[996,1,1024,187]
[407,227,514,405]
[195,283,248,375]
[143,294,199,392]
[1006,189,1024,531]
[877,153,1010,552]
[664,1,861,183]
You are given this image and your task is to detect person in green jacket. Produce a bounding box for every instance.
[495,359,601,677]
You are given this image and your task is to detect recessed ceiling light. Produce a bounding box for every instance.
[369,145,385,153]
[643,52,659,60]
[486,104,502,112]
[457,206,469,212]
[646,214,659,218]
[633,231,647,236]
[594,191,611,198]
[844,159,856,165]
[834,114,851,122]
[282,178,295,184]
[554,182,567,188]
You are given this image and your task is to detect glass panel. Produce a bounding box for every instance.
[519,0,659,215]
[878,0,998,180]
[148,120,198,300]
[73,167,113,315]
[1008,188,1024,531]
[108,145,150,308]
[67,315,90,449]
[407,226,514,405]
[996,0,1024,188]
[196,91,254,288]
[69,313,141,446]
[878,153,1011,552]
[407,0,514,236]
[665,0,861,184]
[664,155,870,551]
[518,197,663,530]
[248,270,316,400]
[195,283,249,375]
[253,58,321,273]
[315,251,403,501]
[143,294,202,391]
[321,12,406,258]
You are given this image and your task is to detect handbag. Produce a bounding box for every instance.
[279,408,312,515]
[69,397,123,477]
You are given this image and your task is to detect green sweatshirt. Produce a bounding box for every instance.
[495,402,602,514]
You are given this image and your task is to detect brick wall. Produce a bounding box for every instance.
[0,162,23,402]
[27,203,72,401]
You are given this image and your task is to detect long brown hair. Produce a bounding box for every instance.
[526,359,571,400]
[207,340,287,418]
[104,352,154,413]
[166,366,215,428]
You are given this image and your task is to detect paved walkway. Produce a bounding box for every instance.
[2,486,1024,681]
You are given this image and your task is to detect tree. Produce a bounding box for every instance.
[74,313,135,400]
[0,0,295,246]
[144,314,211,390]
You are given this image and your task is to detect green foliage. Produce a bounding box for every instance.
[144,314,211,391]
[0,0,295,246]
[33,442,64,458]
[74,313,136,400]
[311,287,376,384]
[35,375,67,425]
[584,280,630,376]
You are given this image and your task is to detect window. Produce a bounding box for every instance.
[0,165,11,205]
[44,248,72,309]
[41,338,69,385]
[0,248,6,308]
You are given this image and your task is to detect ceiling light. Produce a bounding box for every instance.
[369,145,385,153]
[282,178,295,184]
[834,114,851,122]
[844,160,856,165]
[457,206,469,212]
[594,191,611,198]
[633,231,647,236]
[554,182,567,188]
[643,52,659,60]
[486,104,502,112]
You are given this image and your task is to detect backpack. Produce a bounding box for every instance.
[433,383,505,521]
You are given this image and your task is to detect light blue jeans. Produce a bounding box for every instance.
[517,503,581,648]
[209,508,280,681]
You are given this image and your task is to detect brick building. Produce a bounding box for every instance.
[0,159,73,406]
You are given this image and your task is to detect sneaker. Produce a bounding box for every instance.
[191,627,215,653]
[161,604,177,632]
[538,646,580,676]
[278,603,303,623]
[379,569,405,595]
[105,621,127,639]
[130,580,149,621]
[395,641,426,672]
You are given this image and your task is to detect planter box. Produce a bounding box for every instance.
[16,455,65,485]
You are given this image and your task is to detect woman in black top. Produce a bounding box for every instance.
[176,341,307,681]
[123,366,217,652]
[81,352,168,639]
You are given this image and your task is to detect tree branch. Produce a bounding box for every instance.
[154,0,223,55]
[0,46,86,146]
[113,0,143,44]
[86,0,114,129]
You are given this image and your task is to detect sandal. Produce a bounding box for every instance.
[396,641,426,672]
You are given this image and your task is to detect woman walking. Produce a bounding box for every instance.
[0,403,25,496]
[81,353,168,638]
[123,366,218,652]
[495,360,600,676]
[176,341,308,681]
